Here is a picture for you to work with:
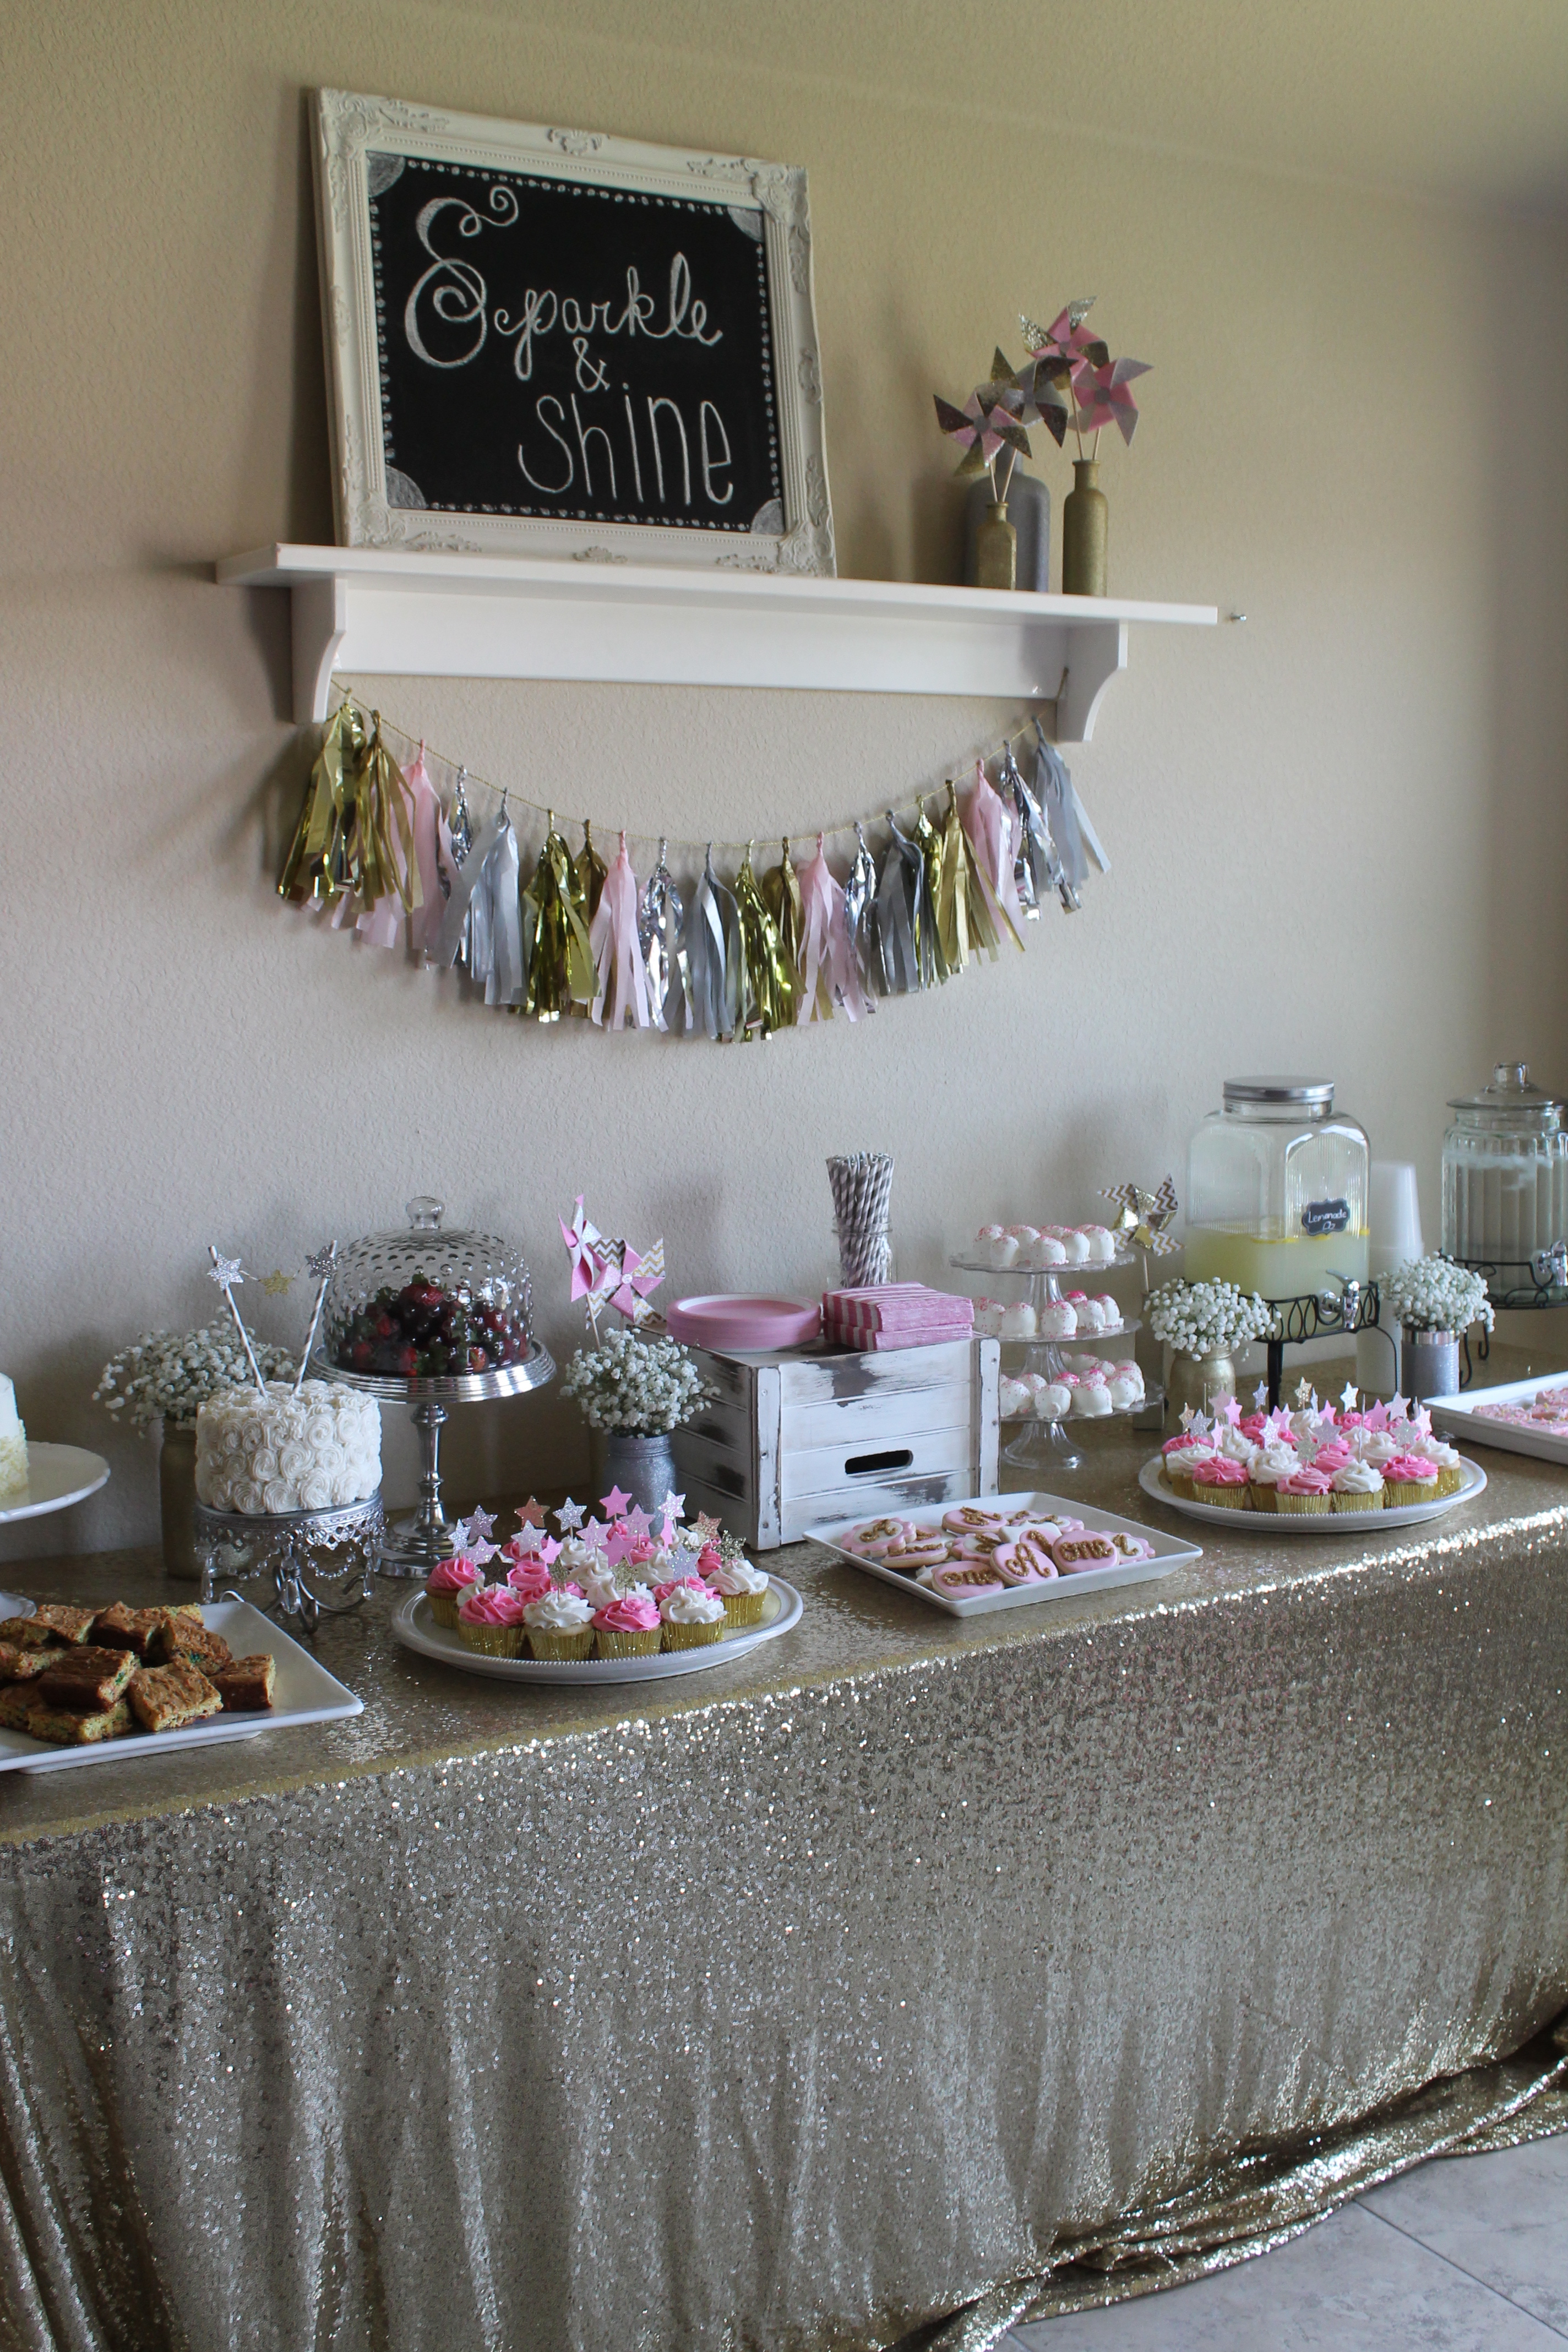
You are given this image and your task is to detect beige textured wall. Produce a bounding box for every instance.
[4,1,1567,1559]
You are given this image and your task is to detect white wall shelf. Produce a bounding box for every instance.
[217,544,1217,742]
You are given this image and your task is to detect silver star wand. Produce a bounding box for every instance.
[293,1243,337,1396]
[207,1245,269,1393]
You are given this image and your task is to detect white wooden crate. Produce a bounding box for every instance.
[672,1337,999,1549]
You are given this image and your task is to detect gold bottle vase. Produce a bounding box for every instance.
[973,501,1017,591]
[1163,1349,1237,1424]
[1061,460,1108,597]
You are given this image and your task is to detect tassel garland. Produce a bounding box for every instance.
[275,694,1108,1043]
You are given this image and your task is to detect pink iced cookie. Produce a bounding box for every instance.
[930,1560,1007,1598]
[884,1539,952,1573]
[1052,1533,1118,1572]
[992,1528,1059,1584]
[943,1504,1007,1536]
[842,1517,916,1557]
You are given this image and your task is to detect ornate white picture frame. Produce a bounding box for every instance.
[311,90,835,575]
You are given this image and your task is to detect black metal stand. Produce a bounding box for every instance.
[1262,1280,1382,1410]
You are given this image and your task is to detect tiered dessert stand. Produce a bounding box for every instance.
[949,1247,1161,1473]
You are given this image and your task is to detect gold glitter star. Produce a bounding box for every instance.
[262,1269,295,1297]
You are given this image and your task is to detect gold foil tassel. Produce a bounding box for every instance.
[278,699,366,903]
[520,814,596,1021]
[938,777,999,974]
[734,841,792,1037]
[576,821,607,923]
[351,715,420,919]
[761,839,803,1016]
[914,799,949,985]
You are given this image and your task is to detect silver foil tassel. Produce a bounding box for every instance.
[1032,719,1109,909]
[437,796,498,970]
[842,821,880,1010]
[876,812,925,994]
[639,837,690,1033]
[999,743,1043,919]
[448,765,473,866]
[683,846,743,1041]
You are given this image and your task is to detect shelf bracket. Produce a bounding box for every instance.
[292,575,348,726]
[1055,620,1127,744]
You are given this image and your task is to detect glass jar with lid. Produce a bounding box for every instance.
[1441,1063,1568,1291]
[1185,1079,1370,1299]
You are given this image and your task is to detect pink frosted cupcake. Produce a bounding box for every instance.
[426,1553,481,1630]
[506,1556,554,1607]
[456,1585,530,1657]
[1191,1456,1251,1510]
[1382,1453,1440,1509]
[1275,1464,1333,1515]
[592,1587,661,1659]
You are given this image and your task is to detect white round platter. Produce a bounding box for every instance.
[0,1446,110,1525]
[390,1575,803,1684]
[1137,1455,1487,1533]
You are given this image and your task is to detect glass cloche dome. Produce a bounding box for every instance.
[323,1197,537,1385]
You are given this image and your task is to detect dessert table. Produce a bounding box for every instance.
[0,1391,1565,2351]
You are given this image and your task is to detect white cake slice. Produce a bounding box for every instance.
[0,1376,28,1496]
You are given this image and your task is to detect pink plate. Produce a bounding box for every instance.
[665,1295,821,1351]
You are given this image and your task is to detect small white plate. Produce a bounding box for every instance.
[0,1599,362,1772]
[1428,1375,1568,1468]
[0,1445,110,1524]
[390,1576,803,1684]
[1137,1455,1488,1532]
[811,1491,1200,1615]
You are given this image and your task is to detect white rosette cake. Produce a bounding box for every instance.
[195,1379,381,1515]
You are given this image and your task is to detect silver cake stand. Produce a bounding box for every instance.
[951,1248,1162,1473]
[309,1344,556,1576]
[194,1491,385,1632]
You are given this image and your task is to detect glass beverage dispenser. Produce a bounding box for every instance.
[1441,1063,1568,1300]
[1186,1079,1370,1299]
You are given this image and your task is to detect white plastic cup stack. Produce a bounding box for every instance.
[1357,1161,1423,1393]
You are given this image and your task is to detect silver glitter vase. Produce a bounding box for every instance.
[589,1429,678,1520]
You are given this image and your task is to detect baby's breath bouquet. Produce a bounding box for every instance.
[1145,1278,1280,1359]
[93,1329,297,1434]
[559,1326,711,1435]
[1380,1256,1494,1338]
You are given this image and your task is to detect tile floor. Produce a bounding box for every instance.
[1006,2131,1568,2349]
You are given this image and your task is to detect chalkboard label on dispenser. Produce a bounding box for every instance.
[312,90,835,574]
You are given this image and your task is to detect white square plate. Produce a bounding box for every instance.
[810,1491,1201,1615]
[0,1599,362,1773]
[1428,1374,1568,1467]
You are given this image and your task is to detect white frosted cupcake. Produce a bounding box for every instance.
[554,1534,599,1582]
[524,1588,596,1659]
[1247,1442,1301,1511]
[661,1581,728,1648]
[1330,1460,1385,1513]
[703,1554,770,1626]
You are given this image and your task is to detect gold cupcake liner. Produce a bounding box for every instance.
[1274,1493,1331,1513]
[526,1627,595,1661]
[1331,1490,1386,1512]
[1248,1485,1278,1512]
[426,1589,464,1630]
[594,1628,661,1658]
[458,1621,526,1657]
[717,1588,768,1626]
[661,1619,727,1649]
[1162,1472,1196,1500]
[1193,1482,1251,1509]
[1384,1479,1438,1509]
[1436,1465,1464,1496]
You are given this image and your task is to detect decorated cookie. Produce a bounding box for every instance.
[993,1527,1059,1583]
[1052,1533,1118,1572]
[943,1504,1006,1535]
[930,1560,1007,1598]
[842,1517,914,1558]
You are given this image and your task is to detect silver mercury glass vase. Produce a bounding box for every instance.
[588,1429,678,1520]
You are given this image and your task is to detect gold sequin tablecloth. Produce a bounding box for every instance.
[0,1425,1565,2352]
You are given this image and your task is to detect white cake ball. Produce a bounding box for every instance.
[1071,1380,1114,1418]
[1058,1230,1091,1265]
[1037,1301,1077,1340]
[998,1301,1037,1341]
[1080,1225,1118,1264]
[1038,1381,1074,1420]
[972,1300,1005,1337]
[998,1375,1033,1418]
[988,1230,1021,1268]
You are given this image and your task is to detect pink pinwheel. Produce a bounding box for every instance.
[560,1196,603,1302]
[1071,355,1152,447]
[933,352,1033,486]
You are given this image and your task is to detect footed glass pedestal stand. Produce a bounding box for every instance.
[194,1493,384,1634]
[310,1348,554,1575]
[950,1251,1161,1474]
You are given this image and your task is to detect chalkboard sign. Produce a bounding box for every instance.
[312,91,835,575]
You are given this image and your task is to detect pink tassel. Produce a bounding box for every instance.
[590,832,652,1028]
[963,759,1026,949]
[407,745,450,957]
[797,835,867,1023]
